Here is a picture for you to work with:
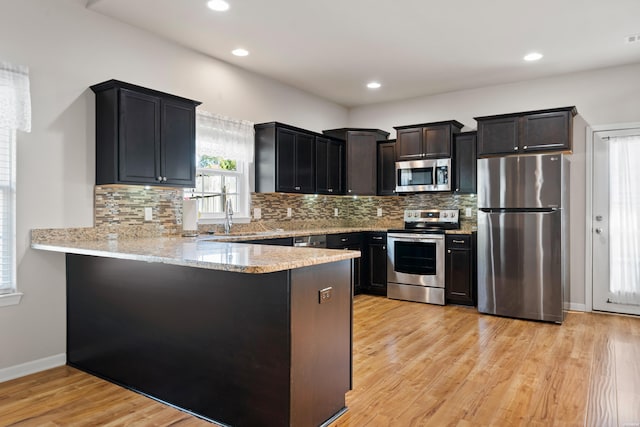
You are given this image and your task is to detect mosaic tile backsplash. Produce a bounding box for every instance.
[92,185,477,237]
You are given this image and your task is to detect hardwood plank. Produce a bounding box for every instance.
[2,295,640,426]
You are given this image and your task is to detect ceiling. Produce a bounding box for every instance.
[83,0,640,107]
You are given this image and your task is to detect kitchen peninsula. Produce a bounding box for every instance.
[31,235,359,427]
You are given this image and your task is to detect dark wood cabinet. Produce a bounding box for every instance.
[394,121,464,161]
[91,80,201,187]
[453,132,477,194]
[445,234,476,306]
[366,232,387,296]
[322,128,390,196]
[476,106,576,157]
[316,136,345,195]
[327,232,363,294]
[255,122,316,193]
[377,140,396,196]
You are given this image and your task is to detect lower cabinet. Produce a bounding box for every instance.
[445,233,477,306]
[327,233,363,294]
[366,232,387,296]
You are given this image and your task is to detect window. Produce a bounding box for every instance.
[185,111,254,222]
[0,61,31,305]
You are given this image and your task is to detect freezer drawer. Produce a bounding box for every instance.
[477,210,564,322]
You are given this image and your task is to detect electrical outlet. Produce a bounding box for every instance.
[334,208,339,217]
[287,207,292,218]
[253,207,261,219]
[465,207,473,217]
[144,207,153,221]
[377,208,383,217]
[319,287,333,304]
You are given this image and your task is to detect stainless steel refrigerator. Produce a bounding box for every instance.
[477,153,569,323]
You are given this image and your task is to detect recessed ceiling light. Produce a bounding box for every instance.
[524,52,543,62]
[207,0,230,12]
[367,82,381,89]
[232,48,249,57]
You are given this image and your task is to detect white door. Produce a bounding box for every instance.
[592,128,640,315]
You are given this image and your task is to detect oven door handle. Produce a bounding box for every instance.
[388,234,444,242]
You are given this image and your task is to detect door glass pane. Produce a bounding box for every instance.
[398,167,433,186]
[608,135,640,305]
[394,241,436,275]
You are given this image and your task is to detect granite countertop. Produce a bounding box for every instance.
[31,237,360,274]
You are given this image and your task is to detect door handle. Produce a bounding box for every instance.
[595,228,603,234]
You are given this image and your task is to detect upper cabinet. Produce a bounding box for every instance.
[322,128,389,196]
[393,120,464,161]
[255,122,316,194]
[91,80,201,187]
[475,106,576,157]
[316,136,345,195]
[377,140,396,196]
[453,132,477,194]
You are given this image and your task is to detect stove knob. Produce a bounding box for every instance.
[442,212,448,218]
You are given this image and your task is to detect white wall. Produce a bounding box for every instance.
[0,0,348,373]
[349,63,640,310]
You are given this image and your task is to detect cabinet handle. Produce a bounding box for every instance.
[523,145,528,149]
[162,177,167,182]
[448,250,451,253]
[382,245,386,250]
[157,176,163,181]
[348,189,352,193]
[328,189,333,192]
[373,236,383,240]
[452,239,465,244]
[294,186,301,190]
[341,238,348,242]
[513,147,518,151]
[456,188,460,192]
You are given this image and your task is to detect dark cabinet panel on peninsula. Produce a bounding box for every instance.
[377,140,396,195]
[476,106,576,157]
[394,121,464,161]
[327,232,363,294]
[255,122,316,193]
[322,128,389,196]
[453,132,477,194]
[91,80,201,187]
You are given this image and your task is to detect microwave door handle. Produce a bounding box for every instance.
[432,166,437,186]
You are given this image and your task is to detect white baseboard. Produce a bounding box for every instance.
[0,353,66,383]
[565,302,587,312]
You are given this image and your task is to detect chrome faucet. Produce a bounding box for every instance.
[224,198,233,234]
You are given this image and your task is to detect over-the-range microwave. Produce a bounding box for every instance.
[395,158,451,193]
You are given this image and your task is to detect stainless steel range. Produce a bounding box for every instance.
[387,209,460,305]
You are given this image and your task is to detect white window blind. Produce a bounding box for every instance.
[0,61,31,295]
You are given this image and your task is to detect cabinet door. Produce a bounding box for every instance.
[377,141,396,195]
[276,128,297,192]
[161,99,196,186]
[477,117,519,157]
[395,128,423,160]
[367,242,387,296]
[346,132,377,195]
[521,110,572,153]
[327,139,345,194]
[315,137,330,194]
[454,133,477,194]
[445,248,473,305]
[295,132,315,193]
[423,125,451,158]
[119,89,161,184]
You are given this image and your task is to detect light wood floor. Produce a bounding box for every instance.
[1,295,639,426]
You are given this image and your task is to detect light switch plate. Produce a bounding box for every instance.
[334,208,339,217]
[287,207,292,218]
[465,207,473,217]
[253,207,261,219]
[377,208,383,217]
[144,207,153,221]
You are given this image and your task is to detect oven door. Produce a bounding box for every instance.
[387,233,445,287]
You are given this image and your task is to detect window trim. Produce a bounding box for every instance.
[0,292,23,307]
